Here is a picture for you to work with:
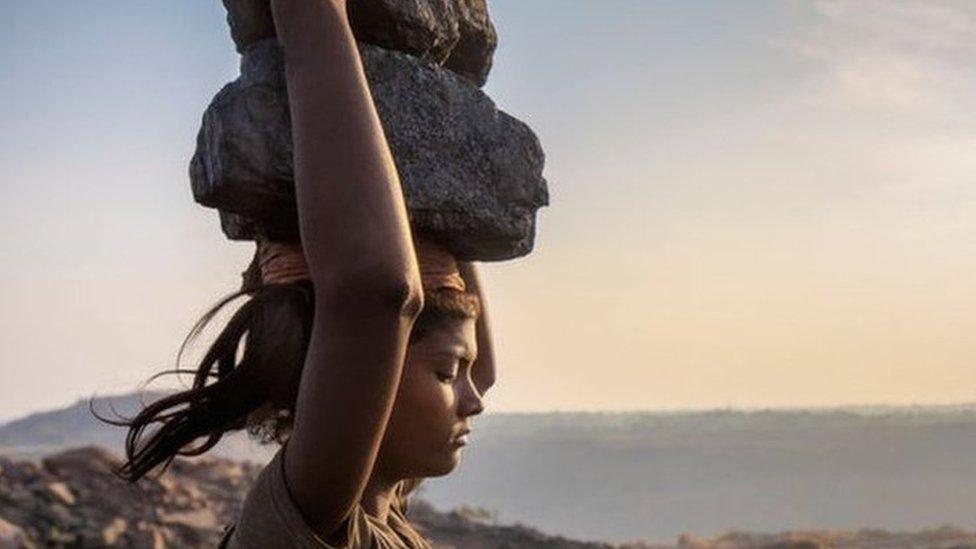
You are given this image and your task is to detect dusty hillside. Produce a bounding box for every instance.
[0,446,648,548]
[4,447,976,549]
[7,400,976,546]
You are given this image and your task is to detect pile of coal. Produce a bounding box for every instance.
[191,0,548,261]
[0,447,615,548]
[0,447,259,547]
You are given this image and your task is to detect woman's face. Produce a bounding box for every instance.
[376,316,484,479]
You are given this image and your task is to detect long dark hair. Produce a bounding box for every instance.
[98,260,480,489]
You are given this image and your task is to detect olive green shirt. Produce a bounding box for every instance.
[221,447,431,548]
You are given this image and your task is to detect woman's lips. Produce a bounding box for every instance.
[451,429,470,445]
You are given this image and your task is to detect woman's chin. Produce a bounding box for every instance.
[426,450,463,477]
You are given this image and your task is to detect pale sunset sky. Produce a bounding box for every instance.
[1,1,975,420]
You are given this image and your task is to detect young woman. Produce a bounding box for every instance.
[112,0,497,546]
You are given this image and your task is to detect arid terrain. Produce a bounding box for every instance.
[5,446,976,548]
[5,396,976,547]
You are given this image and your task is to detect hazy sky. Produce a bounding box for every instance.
[2,0,975,420]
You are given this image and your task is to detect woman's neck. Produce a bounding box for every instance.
[360,472,402,523]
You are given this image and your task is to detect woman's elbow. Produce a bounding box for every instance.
[316,273,424,319]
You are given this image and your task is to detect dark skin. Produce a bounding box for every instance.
[363,316,484,525]
[460,261,496,394]
[360,272,495,530]
[270,0,496,542]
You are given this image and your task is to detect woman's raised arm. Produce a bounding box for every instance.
[270,0,423,539]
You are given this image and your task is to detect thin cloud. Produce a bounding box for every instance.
[790,0,976,117]
[765,0,976,197]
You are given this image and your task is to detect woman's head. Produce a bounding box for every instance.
[377,289,485,481]
[247,281,486,474]
[103,239,485,487]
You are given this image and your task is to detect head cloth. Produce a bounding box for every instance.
[251,236,466,294]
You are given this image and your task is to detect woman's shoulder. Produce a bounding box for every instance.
[221,448,431,548]
[222,446,364,548]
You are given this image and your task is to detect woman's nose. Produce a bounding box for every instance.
[459,378,485,417]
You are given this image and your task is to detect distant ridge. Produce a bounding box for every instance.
[496,401,976,416]
[6,392,976,459]
[0,392,161,454]
[0,391,274,463]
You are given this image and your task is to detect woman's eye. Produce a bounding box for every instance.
[437,372,457,383]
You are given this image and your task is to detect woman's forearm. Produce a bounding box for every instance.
[269,1,424,535]
[458,261,495,395]
[271,0,420,295]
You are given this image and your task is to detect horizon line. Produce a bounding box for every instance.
[5,392,976,426]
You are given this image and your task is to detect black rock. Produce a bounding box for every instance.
[443,0,496,87]
[223,0,495,86]
[190,39,547,261]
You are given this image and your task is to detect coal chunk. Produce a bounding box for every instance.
[443,0,496,87]
[190,39,547,261]
[223,0,495,85]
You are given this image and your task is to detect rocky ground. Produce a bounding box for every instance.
[0,446,647,548]
[2,446,976,548]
